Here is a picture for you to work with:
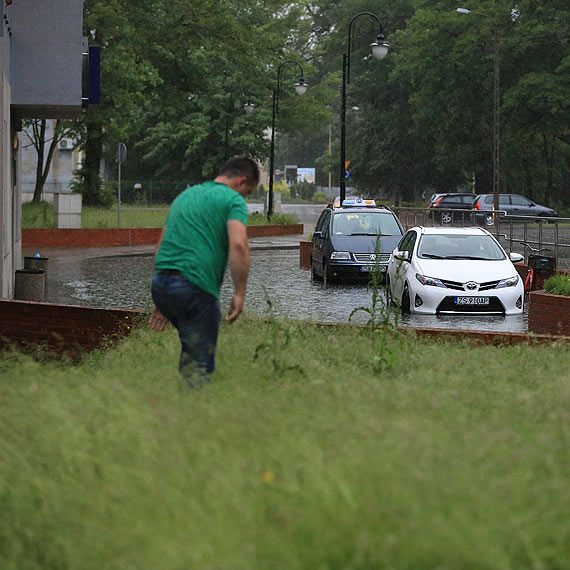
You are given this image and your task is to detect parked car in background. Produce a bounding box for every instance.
[386,226,524,315]
[311,199,404,284]
[473,194,558,225]
[427,193,476,223]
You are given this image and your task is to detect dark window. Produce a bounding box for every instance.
[510,195,532,206]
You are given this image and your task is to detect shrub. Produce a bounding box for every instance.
[290,181,315,200]
[247,212,298,225]
[544,273,570,296]
[22,201,53,228]
[312,191,328,203]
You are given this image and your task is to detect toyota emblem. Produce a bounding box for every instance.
[465,281,478,290]
[370,254,376,261]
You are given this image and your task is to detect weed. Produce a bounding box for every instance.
[252,288,306,378]
[349,236,400,372]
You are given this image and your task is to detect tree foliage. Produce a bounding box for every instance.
[71,0,570,210]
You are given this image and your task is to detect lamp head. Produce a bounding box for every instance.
[294,79,308,96]
[371,34,389,60]
[243,100,255,114]
[457,8,471,14]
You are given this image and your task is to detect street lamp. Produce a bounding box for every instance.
[457,7,501,219]
[268,60,307,220]
[339,12,389,206]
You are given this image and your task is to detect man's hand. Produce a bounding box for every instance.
[149,305,169,331]
[226,219,249,324]
[225,293,245,324]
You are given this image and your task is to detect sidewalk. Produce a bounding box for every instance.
[22,234,306,265]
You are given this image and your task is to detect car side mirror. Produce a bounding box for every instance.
[509,252,524,263]
[313,231,323,239]
[394,250,410,262]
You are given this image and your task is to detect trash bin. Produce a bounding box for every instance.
[14,269,46,302]
[24,256,49,297]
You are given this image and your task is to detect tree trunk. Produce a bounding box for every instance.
[32,120,47,203]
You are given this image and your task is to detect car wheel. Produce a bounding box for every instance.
[310,257,318,280]
[441,212,452,224]
[401,283,411,314]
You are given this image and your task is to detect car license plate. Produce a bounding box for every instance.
[454,296,490,305]
[360,265,386,272]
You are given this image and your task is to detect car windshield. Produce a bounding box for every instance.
[332,212,401,236]
[417,234,506,261]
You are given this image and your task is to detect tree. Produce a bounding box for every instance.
[22,120,74,203]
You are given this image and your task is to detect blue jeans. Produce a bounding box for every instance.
[151,271,221,387]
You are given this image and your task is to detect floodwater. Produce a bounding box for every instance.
[46,249,528,334]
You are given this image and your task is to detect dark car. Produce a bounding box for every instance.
[427,192,476,223]
[473,194,559,225]
[311,199,404,284]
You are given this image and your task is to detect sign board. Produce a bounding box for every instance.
[116,142,127,164]
[297,167,316,184]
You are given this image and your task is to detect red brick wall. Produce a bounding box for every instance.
[528,290,570,337]
[22,228,163,248]
[299,240,312,269]
[0,300,144,360]
[248,224,303,237]
[22,225,304,247]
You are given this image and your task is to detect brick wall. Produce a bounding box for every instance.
[0,300,144,360]
[22,225,304,247]
[299,240,312,269]
[528,290,570,337]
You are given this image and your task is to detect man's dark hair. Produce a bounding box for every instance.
[218,156,260,185]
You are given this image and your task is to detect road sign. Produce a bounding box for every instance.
[345,170,350,179]
[345,160,351,169]
[115,142,127,164]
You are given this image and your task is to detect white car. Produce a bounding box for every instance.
[386,227,525,315]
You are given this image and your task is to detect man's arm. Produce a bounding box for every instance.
[226,219,250,323]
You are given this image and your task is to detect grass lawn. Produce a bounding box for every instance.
[1,318,569,569]
[22,202,298,228]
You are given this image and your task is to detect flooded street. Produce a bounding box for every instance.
[45,248,528,333]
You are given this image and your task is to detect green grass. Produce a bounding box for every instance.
[22,202,298,229]
[1,319,569,569]
[544,272,570,296]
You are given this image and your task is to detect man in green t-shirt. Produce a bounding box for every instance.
[149,156,259,386]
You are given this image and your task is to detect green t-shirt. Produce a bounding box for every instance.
[155,181,248,298]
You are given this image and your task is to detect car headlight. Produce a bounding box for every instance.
[415,273,446,288]
[330,251,351,260]
[496,275,519,288]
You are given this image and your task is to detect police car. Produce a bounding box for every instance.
[311,198,405,284]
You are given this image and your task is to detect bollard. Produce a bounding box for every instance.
[24,256,49,298]
[14,269,46,301]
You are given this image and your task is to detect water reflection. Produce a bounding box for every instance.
[46,249,527,333]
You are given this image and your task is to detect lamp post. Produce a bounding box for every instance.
[457,8,501,218]
[224,93,255,162]
[339,12,389,206]
[268,60,307,221]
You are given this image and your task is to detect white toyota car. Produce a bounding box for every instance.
[386,227,525,315]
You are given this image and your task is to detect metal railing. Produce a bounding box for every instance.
[392,207,570,270]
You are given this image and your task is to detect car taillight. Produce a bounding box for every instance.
[434,197,442,206]
[475,201,480,210]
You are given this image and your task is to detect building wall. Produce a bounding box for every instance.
[0,1,84,300]
[11,0,84,119]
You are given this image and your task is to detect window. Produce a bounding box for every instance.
[510,195,532,206]
[417,234,505,260]
[398,230,417,255]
